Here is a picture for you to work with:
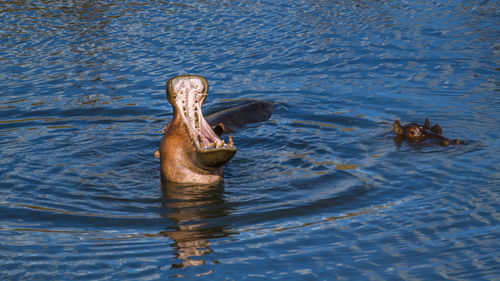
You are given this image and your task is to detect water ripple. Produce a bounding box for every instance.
[1,0,499,280]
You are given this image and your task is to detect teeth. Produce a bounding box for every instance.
[219,140,224,147]
[194,111,199,129]
[212,142,217,148]
[228,135,233,146]
[182,105,187,118]
[198,135,203,147]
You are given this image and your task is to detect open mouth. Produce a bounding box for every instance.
[167,75,236,167]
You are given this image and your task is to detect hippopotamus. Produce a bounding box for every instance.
[393,118,463,146]
[156,75,273,184]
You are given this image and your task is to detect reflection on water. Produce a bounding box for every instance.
[160,180,233,274]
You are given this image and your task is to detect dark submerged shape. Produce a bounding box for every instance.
[393,118,463,146]
[206,101,274,133]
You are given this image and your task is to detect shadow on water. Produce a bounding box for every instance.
[159,179,235,275]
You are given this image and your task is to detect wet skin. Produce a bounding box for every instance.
[205,101,274,133]
[393,118,463,146]
[157,75,273,184]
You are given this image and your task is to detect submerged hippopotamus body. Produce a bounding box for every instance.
[157,75,273,184]
[393,118,463,146]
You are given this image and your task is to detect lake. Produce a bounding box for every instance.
[1,0,499,280]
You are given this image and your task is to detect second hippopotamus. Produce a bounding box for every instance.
[393,118,463,146]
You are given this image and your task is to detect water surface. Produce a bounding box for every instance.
[1,0,499,280]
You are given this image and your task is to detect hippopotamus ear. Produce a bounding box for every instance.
[393,120,404,135]
[424,118,430,129]
[431,124,442,134]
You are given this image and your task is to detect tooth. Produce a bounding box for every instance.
[228,135,233,146]
[198,135,203,147]
[190,79,204,92]
[219,140,224,147]
[213,142,217,148]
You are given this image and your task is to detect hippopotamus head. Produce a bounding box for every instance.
[393,118,462,146]
[159,75,236,184]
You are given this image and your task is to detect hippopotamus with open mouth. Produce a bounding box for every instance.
[393,118,463,146]
[157,75,273,184]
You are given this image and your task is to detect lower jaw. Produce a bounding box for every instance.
[166,167,223,185]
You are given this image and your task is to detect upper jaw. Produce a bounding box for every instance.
[166,75,236,167]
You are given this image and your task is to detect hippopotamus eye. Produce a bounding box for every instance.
[408,128,420,137]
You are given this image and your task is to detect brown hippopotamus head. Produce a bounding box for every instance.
[393,118,463,146]
[158,75,236,184]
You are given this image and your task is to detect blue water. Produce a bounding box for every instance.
[1,0,499,280]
